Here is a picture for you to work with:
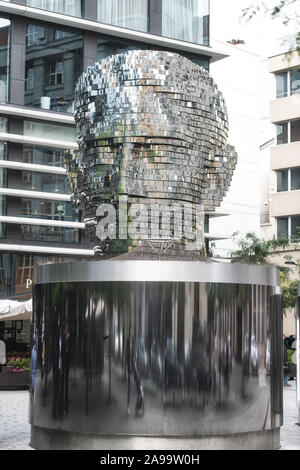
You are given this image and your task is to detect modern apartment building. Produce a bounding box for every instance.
[260,50,300,336]
[261,50,300,246]
[0,0,227,353]
[266,50,300,243]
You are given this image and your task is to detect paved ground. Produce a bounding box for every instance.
[0,383,299,450]
[280,381,300,450]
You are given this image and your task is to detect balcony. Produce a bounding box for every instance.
[270,142,300,170]
[270,190,300,218]
[270,94,300,123]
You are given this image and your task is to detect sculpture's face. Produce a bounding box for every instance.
[73,50,237,213]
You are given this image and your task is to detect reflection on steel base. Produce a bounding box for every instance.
[31,261,283,448]
[30,425,280,450]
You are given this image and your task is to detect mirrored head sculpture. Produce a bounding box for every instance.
[65,50,237,255]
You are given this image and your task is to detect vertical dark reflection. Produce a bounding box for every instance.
[270,294,283,427]
[31,281,281,436]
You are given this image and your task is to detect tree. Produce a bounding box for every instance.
[231,231,288,264]
[242,0,300,51]
[231,232,299,313]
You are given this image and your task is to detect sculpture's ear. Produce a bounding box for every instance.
[204,144,238,211]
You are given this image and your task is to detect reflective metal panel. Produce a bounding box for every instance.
[35,260,280,287]
[31,279,281,437]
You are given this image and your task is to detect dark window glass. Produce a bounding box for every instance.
[21,198,79,222]
[277,217,288,239]
[98,0,149,33]
[26,1,82,18]
[0,117,7,133]
[96,35,209,70]
[0,18,10,104]
[0,195,6,239]
[0,254,35,298]
[23,146,64,166]
[24,120,76,141]
[291,167,300,191]
[21,225,79,243]
[0,141,7,160]
[21,171,69,194]
[291,119,300,143]
[25,67,34,91]
[204,214,209,233]
[25,23,83,113]
[277,169,288,192]
[0,167,6,189]
[162,0,209,46]
[276,72,288,98]
[276,122,288,145]
[290,69,300,95]
[291,215,300,239]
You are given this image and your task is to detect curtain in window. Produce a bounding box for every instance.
[162,0,209,45]
[98,0,148,32]
[27,0,81,17]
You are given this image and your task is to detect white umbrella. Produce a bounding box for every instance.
[0,298,32,321]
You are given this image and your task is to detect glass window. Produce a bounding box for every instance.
[276,72,288,98]
[0,117,7,133]
[0,254,35,298]
[290,69,300,95]
[291,119,300,143]
[25,23,83,113]
[276,122,288,145]
[162,0,209,46]
[25,67,34,91]
[21,171,69,194]
[21,225,79,243]
[0,141,7,161]
[97,35,149,61]
[291,215,300,240]
[98,0,149,33]
[277,217,288,239]
[96,35,209,70]
[26,24,45,47]
[23,145,64,166]
[26,0,82,18]
[0,18,10,104]
[21,198,79,222]
[277,169,288,192]
[204,214,209,233]
[291,167,300,191]
[0,196,6,239]
[23,120,76,142]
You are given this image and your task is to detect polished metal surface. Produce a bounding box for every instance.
[31,277,283,439]
[30,426,280,450]
[65,50,237,253]
[35,260,280,286]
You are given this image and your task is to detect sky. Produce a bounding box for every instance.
[210,0,299,57]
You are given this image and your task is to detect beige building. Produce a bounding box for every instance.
[261,50,300,336]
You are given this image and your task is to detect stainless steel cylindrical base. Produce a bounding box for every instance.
[30,425,280,450]
[31,261,283,450]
